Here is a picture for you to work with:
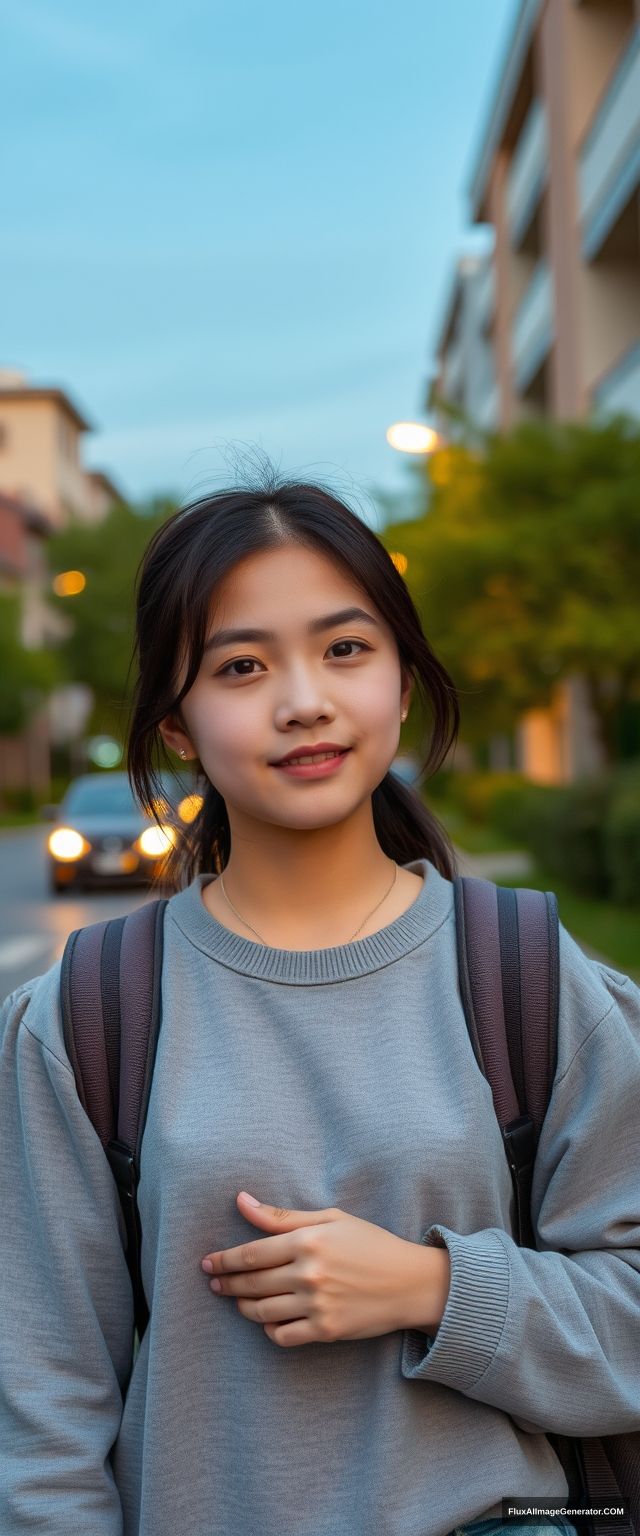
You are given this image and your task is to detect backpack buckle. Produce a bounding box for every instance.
[501,1114,535,1178]
[106,1138,139,1199]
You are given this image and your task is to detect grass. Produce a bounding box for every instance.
[433,799,640,984]
[0,810,43,830]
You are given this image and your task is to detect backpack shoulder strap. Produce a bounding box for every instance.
[452,877,640,1535]
[452,875,560,1248]
[60,897,169,1345]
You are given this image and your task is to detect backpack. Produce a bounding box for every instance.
[59,877,640,1536]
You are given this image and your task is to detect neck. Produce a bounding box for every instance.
[216,802,397,938]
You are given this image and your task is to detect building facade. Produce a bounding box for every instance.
[469,0,640,430]
[0,369,122,531]
[0,369,124,797]
[430,0,640,783]
[430,251,499,440]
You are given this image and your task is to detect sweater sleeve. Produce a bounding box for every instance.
[400,942,640,1438]
[0,971,135,1534]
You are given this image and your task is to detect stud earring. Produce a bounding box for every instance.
[179,749,187,759]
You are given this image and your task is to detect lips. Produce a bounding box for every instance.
[273,744,351,766]
[272,749,351,779]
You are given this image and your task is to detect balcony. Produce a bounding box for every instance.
[593,342,640,421]
[475,259,496,332]
[512,260,554,394]
[579,27,640,261]
[442,336,464,401]
[474,381,499,432]
[506,99,548,249]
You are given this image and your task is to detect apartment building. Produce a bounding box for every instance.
[0,369,124,796]
[430,250,498,440]
[469,0,640,428]
[430,0,640,782]
[0,368,122,531]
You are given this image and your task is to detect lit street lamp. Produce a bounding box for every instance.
[386,421,439,455]
[52,569,86,596]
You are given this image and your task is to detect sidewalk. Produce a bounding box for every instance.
[452,845,533,881]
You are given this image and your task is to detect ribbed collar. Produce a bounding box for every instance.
[166,856,454,985]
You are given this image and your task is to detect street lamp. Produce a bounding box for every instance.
[52,570,86,596]
[386,421,439,455]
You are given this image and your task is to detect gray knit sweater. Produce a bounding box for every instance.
[2,856,639,1536]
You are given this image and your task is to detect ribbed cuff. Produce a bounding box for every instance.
[400,1225,510,1391]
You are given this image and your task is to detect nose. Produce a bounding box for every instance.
[274,665,336,727]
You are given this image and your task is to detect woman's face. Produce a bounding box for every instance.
[161,542,412,833]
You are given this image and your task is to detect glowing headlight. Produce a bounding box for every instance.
[137,824,178,858]
[48,828,90,862]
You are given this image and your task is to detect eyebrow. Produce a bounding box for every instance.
[202,606,381,654]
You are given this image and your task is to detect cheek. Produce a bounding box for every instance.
[353,664,401,734]
[185,694,259,766]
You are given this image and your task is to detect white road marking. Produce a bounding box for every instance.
[0,936,53,972]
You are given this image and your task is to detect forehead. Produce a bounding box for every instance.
[209,543,383,623]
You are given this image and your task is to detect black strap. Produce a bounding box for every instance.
[101,916,126,1128]
[61,899,168,1355]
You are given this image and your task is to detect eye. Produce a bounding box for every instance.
[217,657,264,677]
[216,639,371,677]
[327,639,370,659]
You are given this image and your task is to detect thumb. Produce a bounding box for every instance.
[236,1191,336,1227]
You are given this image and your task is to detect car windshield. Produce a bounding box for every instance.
[62,777,180,818]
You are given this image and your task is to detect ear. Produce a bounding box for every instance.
[400,668,414,721]
[158,713,196,763]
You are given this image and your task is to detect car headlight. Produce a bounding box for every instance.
[48,828,91,861]
[136,824,178,858]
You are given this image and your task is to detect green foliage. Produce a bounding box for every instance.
[527,779,612,899]
[430,768,552,845]
[1,785,37,813]
[439,764,640,907]
[382,416,640,762]
[0,592,61,732]
[604,775,640,906]
[45,498,174,738]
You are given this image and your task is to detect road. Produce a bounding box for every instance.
[0,826,158,1005]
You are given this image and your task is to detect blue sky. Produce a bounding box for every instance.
[3,0,516,522]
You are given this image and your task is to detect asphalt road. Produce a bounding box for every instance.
[0,825,159,1005]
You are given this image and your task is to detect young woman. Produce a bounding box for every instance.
[2,473,639,1536]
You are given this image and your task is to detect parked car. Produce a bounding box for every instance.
[43,772,200,894]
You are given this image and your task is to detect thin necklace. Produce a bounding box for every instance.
[218,861,398,946]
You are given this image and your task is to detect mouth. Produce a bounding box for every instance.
[271,747,352,779]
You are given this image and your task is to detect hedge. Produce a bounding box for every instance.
[430,765,640,907]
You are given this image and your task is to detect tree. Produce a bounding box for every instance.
[0,592,61,733]
[381,417,640,765]
[45,497,175,741]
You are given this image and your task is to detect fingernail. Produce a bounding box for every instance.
[239,1191,261,1207]
[201,1259,213,1273]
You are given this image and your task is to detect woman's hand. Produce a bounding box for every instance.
[200,1190,449,1347]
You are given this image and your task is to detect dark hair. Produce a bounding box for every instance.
[127,467,461,888]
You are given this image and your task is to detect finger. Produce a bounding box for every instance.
[202,1234,298,1276]
[236,1293,303,1324]
[264,1318,318,1347]
[210,1262,297,1297]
